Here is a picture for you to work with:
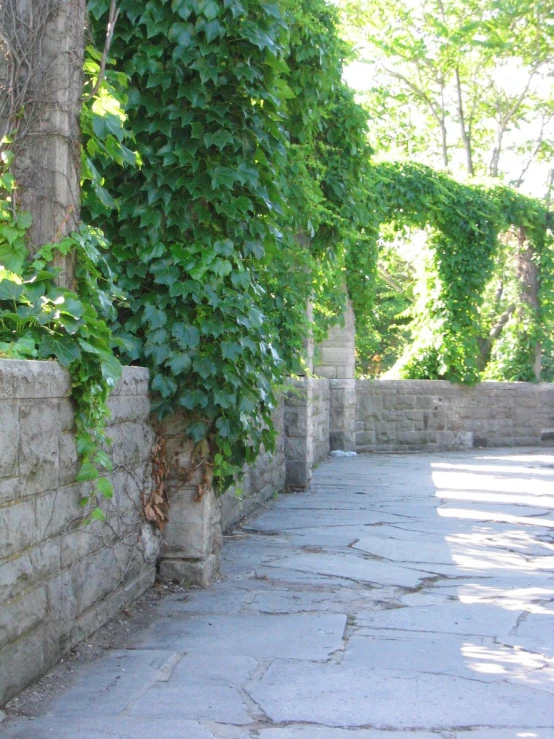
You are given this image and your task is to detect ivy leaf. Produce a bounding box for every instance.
[216,416,232,437]
[143,304,167,329]
[221,340,242,360]
[199,0,219,20]
[188,420,208,442]
[204,131,234,149]
[76,462,99,483]
[151,372,178,398]
[171,322,200,348]
[97,477,114,499]
[0,279,24,301]
[91,507,106,522]
[210,166,238,190]
[193,356,216,378]
[39,334,82,366]
[151,261,180,285]
[167,352,192,374]
[179,388,208,409]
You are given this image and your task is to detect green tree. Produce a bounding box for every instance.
[342,0,554,191]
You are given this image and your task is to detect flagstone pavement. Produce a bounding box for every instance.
[3,449,554,738]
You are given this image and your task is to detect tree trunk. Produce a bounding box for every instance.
[515,228,541,381]
[455,68,474,176]
[1,0,86,288]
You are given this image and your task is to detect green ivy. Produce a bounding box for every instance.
[361,162,554,382]
[0,169,122,521]
[84,0,379,491]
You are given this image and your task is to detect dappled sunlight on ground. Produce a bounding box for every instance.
[429,452,554,699]
[457,583,554,614]
[437,507,554,528]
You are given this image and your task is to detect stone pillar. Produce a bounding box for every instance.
[313,297,356,380]
[314,294,357,451]
[284,378,314,489]
[158,413,222,587]
[329,379,357,451]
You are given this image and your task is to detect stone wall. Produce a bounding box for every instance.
[0,360,159,705]
[220,401,286,532]
[355,380,554,452]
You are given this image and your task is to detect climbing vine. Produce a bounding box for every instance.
[0,166,122,521]
[84,0,378,492]
[359,162,554,382]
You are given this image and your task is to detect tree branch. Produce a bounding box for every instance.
[82,0,119,101]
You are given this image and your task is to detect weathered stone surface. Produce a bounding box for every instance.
[0,402,19,479]
[2,718,214,739]
[0,362,158,706]
[355,380,554,452]
[247,658,554,728]
[137,613,346,660]
[3,450,554,736]
[18,400,60,495]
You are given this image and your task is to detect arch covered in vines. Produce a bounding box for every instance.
[347,162,554,383]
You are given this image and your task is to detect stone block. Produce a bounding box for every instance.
[329,430,355,452]
[286,460,311,489]
[162,484,219,561]
[285,435,309,461]
[159,554,218,588]
[107,394,151,425]
[0,401,19,479]
[35,485,83,541]
[110,366,150,396]
[415,395,435,410]
[0,498,37,560]
[0,359,71,399]
[374,422,396,443]
[58,433,79,486]
[57,398,76,433]
[0,539,61,606]
[356,430,375,446]
[109,421,155,466]
[0,476,20,506]
[18,400,60,495]
[284,407,309,436]
[540,429,554,445]
[0,624,46,704]
[60,567,155,656]
[313,365,338,379]
[0,584,48,650]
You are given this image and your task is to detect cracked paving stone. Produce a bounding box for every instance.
[38,649,180,717]
[3,449,554,737]
[343,631,554,693]
[256,728,440,738]
[246,657,554,729]
[136,613,347,661]
[354,600,526,637]
[127,654,257,723]
[244,508,402,532]
[263,551,434,589]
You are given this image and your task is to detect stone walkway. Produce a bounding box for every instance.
[4,449,554,738]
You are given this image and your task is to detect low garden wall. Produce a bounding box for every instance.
[355,379,554,452]
[0,360,159,705]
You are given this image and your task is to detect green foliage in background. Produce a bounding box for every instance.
[362,161,554,382]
